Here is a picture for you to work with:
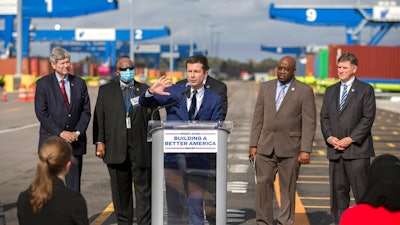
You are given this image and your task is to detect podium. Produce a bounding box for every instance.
[148,120,233,225]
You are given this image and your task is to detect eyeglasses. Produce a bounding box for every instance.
[277,66,294,72]
[118,66,135,71]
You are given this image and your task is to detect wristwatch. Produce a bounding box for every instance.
[75,131,81,136]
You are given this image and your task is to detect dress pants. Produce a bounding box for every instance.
[165,153,211,225]
[107,137,151,225]
[255,152,300,225]
[65,155,82,193]
[329,157,370,225]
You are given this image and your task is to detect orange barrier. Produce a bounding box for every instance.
[27,84,35,102]
[18,84,27,102]
[1,90,7,102]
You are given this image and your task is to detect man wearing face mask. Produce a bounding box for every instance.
[93,57,159,225]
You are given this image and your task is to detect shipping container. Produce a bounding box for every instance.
[0,58,29,74]
[39,59,51,76]
[305,54,315,77]
[318,49,329,79]
[314,53,320,78]
[295,57,306,76]
[328,45,400,82]
[30,58,39,77]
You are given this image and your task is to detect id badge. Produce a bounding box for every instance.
[126,117,131,129]
[130,96,140,109]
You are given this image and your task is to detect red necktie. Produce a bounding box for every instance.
[61,79,70,108]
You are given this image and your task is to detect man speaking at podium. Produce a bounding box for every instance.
[139,55,222,225]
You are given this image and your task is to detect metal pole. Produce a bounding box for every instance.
[169,1,174,74]
[129,0,135,62]
[209,24,216,58]
[16,0,22,78]
[199,14,209,55]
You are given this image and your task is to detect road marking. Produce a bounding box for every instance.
[274,174,311,225]
[387,143,396,148]
[0,107,24,114]
[299,175,328,178]
[297,181,330,184]
[228,164,249,173]
[317,150,326,155]
[227,181,248,193]
[0,122,39,134]
[90,203,114,225]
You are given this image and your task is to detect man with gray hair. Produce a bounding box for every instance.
[34,47,91,193]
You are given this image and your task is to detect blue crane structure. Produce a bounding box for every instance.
[0,0,197,70]
[262,2,400,55]
[50,42,200,70]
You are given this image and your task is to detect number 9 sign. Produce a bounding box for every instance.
[306,8,317,22]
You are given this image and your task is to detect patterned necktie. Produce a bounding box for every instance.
[61,79,70,108]
[188,90,197,120]
[339,84,348,112]
[276,84,286,110]
[122,86,133,112]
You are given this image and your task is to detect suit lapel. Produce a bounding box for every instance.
[68,75,74,110]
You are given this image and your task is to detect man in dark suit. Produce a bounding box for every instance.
[93,57,158,225]
[177,75,228,120]
[320,52,376,225]
[34,47,91,193]
[139,55,222,225]
[177,74,227,224]
[249,56,316,225]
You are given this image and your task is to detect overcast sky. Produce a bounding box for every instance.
[31,0,400,62]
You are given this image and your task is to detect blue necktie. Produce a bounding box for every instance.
[188,90,197,120]
[339,84,348,112]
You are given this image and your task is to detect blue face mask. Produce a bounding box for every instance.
[120,69,135,83]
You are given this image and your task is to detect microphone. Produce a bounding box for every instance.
[150,83,192,121]
[185,82,192,98]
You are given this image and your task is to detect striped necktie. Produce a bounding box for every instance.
[276,84,286,110]
[339,84,348,112]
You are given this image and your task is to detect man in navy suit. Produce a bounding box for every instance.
[139,55,222,225]
[34,47,91,193]
[320,52,376,225]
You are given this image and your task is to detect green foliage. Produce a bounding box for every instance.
[0,76,4,87]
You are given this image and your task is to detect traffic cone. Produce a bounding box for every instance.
[18,84,27,102]
[27,84,35,102]
[1,90,7,102]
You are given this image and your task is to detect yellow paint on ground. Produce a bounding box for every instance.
[387,143,396,148]
[0,107,23,114]
[393,131,399,135]
[373,136,381,140]
[299,175,329,179]
[274,174,311,225]
[297,181,330,184]
[317,150,326,155]
[300,197,330,200]
[90,203,114,225]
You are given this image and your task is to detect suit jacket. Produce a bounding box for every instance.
[17,178,88,225]
[249,79,316,157]
[34,73,91,155]
[177,76,228,120]
[93,79,157,166]
[320,78,376,160]
[139,83,222,121]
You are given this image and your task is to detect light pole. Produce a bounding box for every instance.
[214,31,222,71]
[209,24,217,57]
[129,0,135,62]
[185,0,199,56]
[199,14,209,55]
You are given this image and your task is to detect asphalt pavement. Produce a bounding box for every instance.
[0,80,399,225]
